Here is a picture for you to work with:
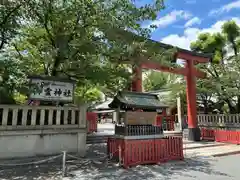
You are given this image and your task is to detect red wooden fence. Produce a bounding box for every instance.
[200,128,240,144]
[201,128,215,141]
[107,136,183,168]
[87,112,97,133]
[156,115,175,131]
[215,129,240,144]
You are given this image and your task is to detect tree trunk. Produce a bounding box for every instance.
[51,55,61,76]
[203,100,209,114]
[225,99,236,113]
[237,96,240,113]
[231,40,238,57]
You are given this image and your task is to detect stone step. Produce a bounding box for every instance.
[86,135,114,144]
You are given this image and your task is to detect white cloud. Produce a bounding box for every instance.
[161,17,240,50]
[161,28,199,50]
[184,17,201,28]
[146,10,192,28]
[209,0,240,16]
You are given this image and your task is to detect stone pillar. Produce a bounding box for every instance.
[177,96,182,131]
[185,60,200,141]
[78,105,87,156]
[113,111,118,123]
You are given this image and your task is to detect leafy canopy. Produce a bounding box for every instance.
[1,0,167,104]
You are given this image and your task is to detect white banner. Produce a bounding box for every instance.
[29,78,74,102]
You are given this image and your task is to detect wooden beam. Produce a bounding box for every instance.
[177,51,210,64]
[141,61,187,76]
[141,61,206,79]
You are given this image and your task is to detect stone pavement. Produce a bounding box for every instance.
[97,123,240,157]
[1,143,239,180]
[183,140,240,157]
[1,123,240,179]
[1,142,240,180]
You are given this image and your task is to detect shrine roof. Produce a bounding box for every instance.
[108,91,168,110]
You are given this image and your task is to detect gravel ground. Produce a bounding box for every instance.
[0,144,240,180]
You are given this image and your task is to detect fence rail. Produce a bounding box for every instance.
[0,105,86,130]
[115,124,163,136]
[197,114,240,128]
[175,114,240,128]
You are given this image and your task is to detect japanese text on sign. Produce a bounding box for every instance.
[29,78,74,102]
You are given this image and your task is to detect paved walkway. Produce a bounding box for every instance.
[1,143,239,180]
[66,154,240,180]
[185,142,240,157]
[97,123,240,157]
[1,123,240,179]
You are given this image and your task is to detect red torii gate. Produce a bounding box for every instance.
[130,42,211,141]
[103,28,211,141]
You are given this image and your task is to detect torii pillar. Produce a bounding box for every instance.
[131,65,142,92]
[131,52,210,141]
[184,59,199,140]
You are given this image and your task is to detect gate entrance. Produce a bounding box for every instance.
[114,30,212,141]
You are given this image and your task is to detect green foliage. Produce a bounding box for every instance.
[190,32,226,63]
[74,85,103,105]
[13,92,27,105]
[190,20,240,113]
[143,70,186,111]
[0,0,23,50]
[0,51,28,104]
[0,0,166,104]
[222,21,240,42]
[143,71,179,92]
[222,20,240,56]
[143,20,240,114]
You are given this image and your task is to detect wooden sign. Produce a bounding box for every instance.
[125,111,157,125]
[29,76,75,102]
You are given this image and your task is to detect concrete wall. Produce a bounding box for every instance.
[0,128,86,159]
[0,104,88,159]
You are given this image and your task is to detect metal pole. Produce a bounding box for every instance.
[177,96,182,131]
[62,151,66,177]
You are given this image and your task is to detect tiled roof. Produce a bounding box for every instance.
[109,91,168,110]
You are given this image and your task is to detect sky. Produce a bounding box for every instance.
[139,0,240,50]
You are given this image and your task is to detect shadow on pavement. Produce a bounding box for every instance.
[0,144,232,180]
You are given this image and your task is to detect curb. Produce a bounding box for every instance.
[184,143,228,150]
[213,150,240,157]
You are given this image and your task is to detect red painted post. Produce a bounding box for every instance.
[131,65,142,92]
[185,60,201,141]
[162,108,167,116]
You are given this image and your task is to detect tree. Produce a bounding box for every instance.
[143,71,179,91]
[6,0,165,103]
[17,0,164,75]
[191,32,226,64]
[190,20,240,113]
[222,20,240,57]
[0,51,27,104]
[0,0,23,51]
[74,85,103,105]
